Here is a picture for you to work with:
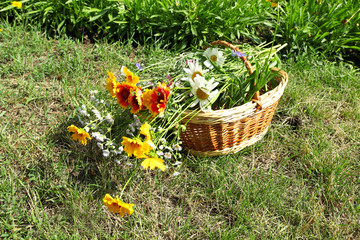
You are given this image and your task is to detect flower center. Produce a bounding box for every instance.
[121,89,130,99]
[196,88,209,100]
[210,55,217,62]
[191,71,202,81]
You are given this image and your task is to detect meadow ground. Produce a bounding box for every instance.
[0,22,359,239]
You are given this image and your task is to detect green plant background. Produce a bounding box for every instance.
[1,0,359,58]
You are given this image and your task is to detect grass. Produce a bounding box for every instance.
[1,21,360,239]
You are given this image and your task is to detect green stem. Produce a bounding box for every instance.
[119,162,141,199]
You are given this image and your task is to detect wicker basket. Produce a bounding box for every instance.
[179,41,288,156]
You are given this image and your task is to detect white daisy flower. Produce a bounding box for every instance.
[90,90,98,95]
[204,48,225,66]
[173,144,182,151]
[105,114,114,124]
[190,75,219,111]
[77,107,88,117]
[92,109,102,120]
[102,149,110,158]
[117,146,124,154]
[164,152,172,159]
[182,59,209,82]
[173,161,182,166]
[97,143,103,150]
[157,151,164,156]
[172,172,180,177]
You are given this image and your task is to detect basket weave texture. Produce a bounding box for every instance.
[179,41,288,156]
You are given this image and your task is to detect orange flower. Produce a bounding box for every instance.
[122,66,139,84]
[128,88,143,114]
[67,125,91,145]
[103,194,134,217]
[116,82,137,108]
[141,157,165,171]
[143,83,170,116]
[105,71,119,97]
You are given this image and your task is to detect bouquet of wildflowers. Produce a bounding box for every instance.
[67,41,286,217]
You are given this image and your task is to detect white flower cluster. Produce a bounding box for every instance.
[75,90,126,162]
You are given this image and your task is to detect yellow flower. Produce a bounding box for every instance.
[105,71,119,97]
[122,66,139,84]
[67,125,91,145]
[0,29,2,32]
[140,122,151,141]
[121,137,150,158]
[271,2,278,7]
[141,157,165,171]
[12,1,22,8]
[103,194,134,217]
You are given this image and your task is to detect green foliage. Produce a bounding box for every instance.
[280,0,360,59]
[1,0,359,59]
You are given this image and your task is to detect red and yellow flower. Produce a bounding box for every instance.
[128,88,143,114]
[143,83,171,116]
[103,194,134,217]
[67,125,91,146]
[116,82,137,108]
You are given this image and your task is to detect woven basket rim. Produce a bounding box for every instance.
[182,68,288,122]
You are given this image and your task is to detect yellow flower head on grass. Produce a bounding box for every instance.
[121,137,151,158]
[103,194,134,217]
[12,1,22,8]
[122,66,139,84]
[105,71,120,97]
[67,125,91,145]
[141,157,165,171]
[0,29,2,32]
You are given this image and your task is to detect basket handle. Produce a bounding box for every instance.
[208,40,260,102]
